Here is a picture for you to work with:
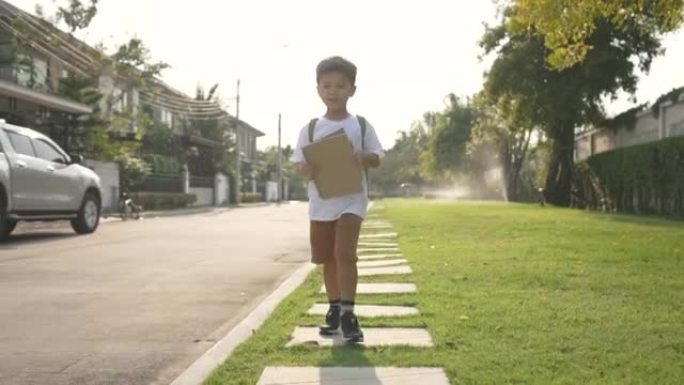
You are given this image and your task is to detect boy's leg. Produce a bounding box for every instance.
[310,220,341,334]
[334,213,363,342]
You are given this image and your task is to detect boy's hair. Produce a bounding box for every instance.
[316,56,357,85]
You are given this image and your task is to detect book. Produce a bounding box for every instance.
[302,131,363,199]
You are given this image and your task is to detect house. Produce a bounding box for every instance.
[0,0,265,207]
[575,91,684,161]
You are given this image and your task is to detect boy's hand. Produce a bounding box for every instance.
[353,151,364,166]
[353,152,380,168]
[297,163,316,180]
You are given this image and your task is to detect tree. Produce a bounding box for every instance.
[505,0,684,69]
[471,93,536,202]
[180,84,235,177]
[481,7,664,206]
[371,123,428,195]
[421,94,476,180]
[56,0,98,32]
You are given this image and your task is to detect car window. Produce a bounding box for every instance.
[7,131,35,156]
[33,139,67,163]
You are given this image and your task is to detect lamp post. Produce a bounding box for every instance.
[234,79,241,205]
[277,113,282,203]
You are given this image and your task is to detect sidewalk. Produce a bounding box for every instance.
[103,201,281,220]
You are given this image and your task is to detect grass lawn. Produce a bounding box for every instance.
[204,199,684,385]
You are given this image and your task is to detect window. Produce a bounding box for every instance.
[161,108,173,127]
[111,86,128,113]
[33,139,66,163]
[7,132,35,156]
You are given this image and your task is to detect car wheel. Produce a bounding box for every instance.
[0,214,16,241]
[71,191,101,234]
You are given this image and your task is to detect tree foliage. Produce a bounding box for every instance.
[55,0,98,32]
[505,0,684,69]
[421,94,476,180]
[111,38,170,85]
[371,123,428,195]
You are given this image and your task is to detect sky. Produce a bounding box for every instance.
[9,0,684,150]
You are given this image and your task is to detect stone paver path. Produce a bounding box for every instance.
[358,265,412,276]
[256,213,448,385]
[358,241,399,247]
[257,367,449,385]
[321,282,417,294]
[359,232,398,239]
[307,304,419,317]
[286,327,433,347]
[358,253,404,260]
[358,259,407,268]
[358,247,401,253]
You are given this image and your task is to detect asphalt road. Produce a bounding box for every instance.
[0,202,310,385]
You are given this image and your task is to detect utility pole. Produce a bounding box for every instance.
[234,79,241,205]
[277,113,282,203]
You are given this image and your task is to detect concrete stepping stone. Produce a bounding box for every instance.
[358,259,407,268]
[307,304,419,317]
[364,220,391,224]
[358,242,399,247]
[321,283,416,294]
[360,232,398,239]
[359,253,404,260]
[257,367,449,385]
[358,247,400,253]
[359,265,412,277]
[286,327,433,347]
[364,224,393,229]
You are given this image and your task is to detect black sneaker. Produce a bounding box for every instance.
[318,306,340,335]
[340,311,364,343]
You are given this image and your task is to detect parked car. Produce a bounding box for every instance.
[0,119,102,240]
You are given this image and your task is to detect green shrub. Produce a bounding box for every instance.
[130,192,196,210]
[142,154,182,174]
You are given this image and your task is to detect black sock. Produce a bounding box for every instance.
[340,300,354,314]
[329,299,341,310]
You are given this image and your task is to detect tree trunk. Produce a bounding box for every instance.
[544,123,574,207]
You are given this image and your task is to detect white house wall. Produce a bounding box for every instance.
[593,130,615,154]
[666,101,684,137]
[618,112,658,148]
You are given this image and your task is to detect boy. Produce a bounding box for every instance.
[293,56,384,342]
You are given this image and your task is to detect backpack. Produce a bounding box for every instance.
[308,115,370,192]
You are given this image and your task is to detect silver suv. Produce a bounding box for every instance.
[0,120,102,240]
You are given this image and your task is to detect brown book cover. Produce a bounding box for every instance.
[302,132,363,199]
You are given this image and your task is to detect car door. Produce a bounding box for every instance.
[31,138,80,211]
[5,131,48,210]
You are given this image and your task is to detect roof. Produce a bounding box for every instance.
[0,78,92,114]
[225,115,265,137]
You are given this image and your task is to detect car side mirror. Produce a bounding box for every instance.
[69,154,84,165]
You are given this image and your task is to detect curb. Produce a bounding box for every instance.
[169,262,316,385]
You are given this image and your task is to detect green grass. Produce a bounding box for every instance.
[204,199,684,385]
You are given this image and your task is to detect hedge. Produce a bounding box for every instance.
[575,135,684,218]
[130,192,196,210]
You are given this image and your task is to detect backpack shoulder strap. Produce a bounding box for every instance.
[308,118,318,143]
[357,115,367,150]
[356,115,370,193]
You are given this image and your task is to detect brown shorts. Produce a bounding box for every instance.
[310,213,362,264]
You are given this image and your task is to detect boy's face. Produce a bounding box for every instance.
[317,71,356,112]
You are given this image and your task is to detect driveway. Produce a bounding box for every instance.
[0,202,310,385]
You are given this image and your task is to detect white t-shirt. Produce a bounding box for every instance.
[293,114,384,221]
